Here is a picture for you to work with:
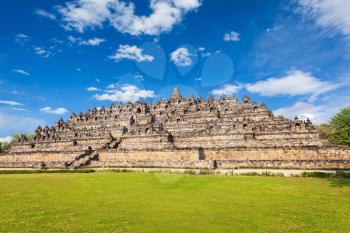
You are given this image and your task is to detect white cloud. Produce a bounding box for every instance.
[109,44,154,62]
[51,38,64,44]
[0,136,12,143]
[0,113,45,137]
[12,69,31,76]
[274,101,324,123]
[297,0,350,39]
[80,37,106,46]
[12,107,29,112]
[197,47,211,57]
[106,83,118,89]
[35,9,56,20]
[201,52,211,57]
[40,107,69,115]
[94,84,155,102]
[211,84,241,96]
[246,70,339,101]
[170,47,192,67]
[57,0,201,35]
[57,0,113,33]
[135,74,144,81]
[223,31,240,42]
[0,100,23,106]
[274,90,350,124]
[86,86,101,91]
[68,35,78,43]
[14,33,29,45]
[68,36,106,46]
[34,46,53,58]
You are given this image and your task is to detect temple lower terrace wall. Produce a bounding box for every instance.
[2,147,350,169]
[0,153,76,168]
[1,87,349,169]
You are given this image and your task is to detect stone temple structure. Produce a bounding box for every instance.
[1,87,350,169]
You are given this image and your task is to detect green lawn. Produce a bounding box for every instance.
[0,172,350,233]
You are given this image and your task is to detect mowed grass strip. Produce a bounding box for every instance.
[0,173,349,233]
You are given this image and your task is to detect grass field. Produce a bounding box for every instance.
[0,172,350,233]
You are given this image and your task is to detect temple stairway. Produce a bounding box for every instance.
[66,149,99,169]
[65,134,122,169]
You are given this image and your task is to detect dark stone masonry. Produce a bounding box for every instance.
[1,87,349,169]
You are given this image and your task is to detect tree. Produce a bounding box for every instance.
[0,141,11,153]
[1,142,11,152]
[11,133,32,141]
[317,124,335,140]
[0,133,33,154]
[329,107,350,146]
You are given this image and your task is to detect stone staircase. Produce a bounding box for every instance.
[65,148,99,169]
[64,134,123,169]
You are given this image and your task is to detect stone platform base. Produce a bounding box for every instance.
[1,146,350,169]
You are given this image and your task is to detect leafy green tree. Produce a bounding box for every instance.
[11,133,32,142]
[1,142,11,152]
[0,141,11,153]
[329,107,350,146]
[0,133,33,154]
[317,124,335,140]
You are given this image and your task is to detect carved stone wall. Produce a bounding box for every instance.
[2,87,349,169]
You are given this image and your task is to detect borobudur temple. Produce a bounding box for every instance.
[1,87,349,169]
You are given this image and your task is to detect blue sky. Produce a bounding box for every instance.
[0,0,350,139]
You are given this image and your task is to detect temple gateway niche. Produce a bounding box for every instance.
[1,87,350,169]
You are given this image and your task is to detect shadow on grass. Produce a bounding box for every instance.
[327,178,350,188]
[298,171,350,188]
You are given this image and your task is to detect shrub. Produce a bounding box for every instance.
[198,169,214,175]
[0,169,95,175]
[301,171,350,178]
[301,172,331,178]
[184,170,196,175]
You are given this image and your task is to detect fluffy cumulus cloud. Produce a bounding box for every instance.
[297,0,350,39]
[210,69,339,101]
[12,69,31,76]
[245,70,339,101]
[170,47,192,67]
[0,100,23,106]
[274,88,350,124]
[40,107,69,114]
[274,101,324,123]
[35,9,56,20]
[223,31,240,42]
[94,84,155,102]
[57,0,201,35]
[211,84,241,96]
[109,44,154,62]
